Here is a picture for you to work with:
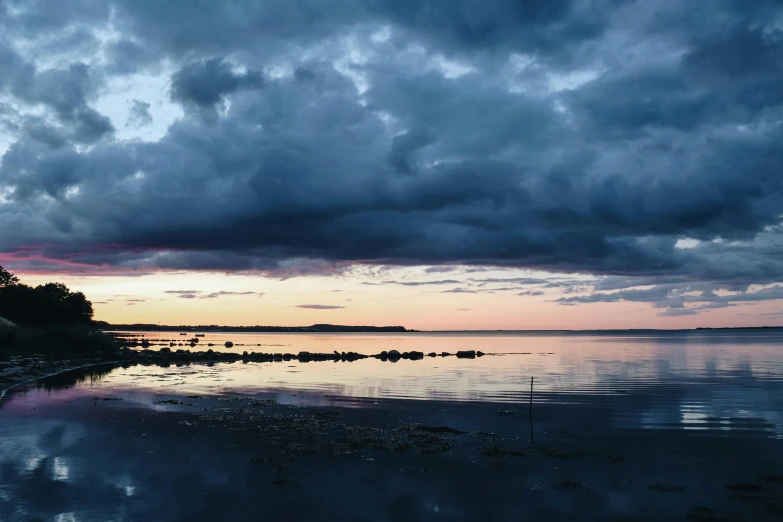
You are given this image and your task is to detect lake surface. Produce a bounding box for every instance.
[2,330,783,521]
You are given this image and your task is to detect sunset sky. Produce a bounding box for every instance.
[2,1,783,330]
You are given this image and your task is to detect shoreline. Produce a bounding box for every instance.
[0,356,122,400]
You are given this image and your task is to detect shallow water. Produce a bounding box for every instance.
[107,330,783,436]
[2,330,783,521]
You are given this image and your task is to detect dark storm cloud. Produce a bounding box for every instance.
[388,129,434,175]
[0,0,782,314]
[170,58,263,117]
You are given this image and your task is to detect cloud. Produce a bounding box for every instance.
[295,304,345,310]
[170,58,263,119]
[126,100,152,128]
[364,279,461,286]
[388,129,435,174]
[554,283,783,317]
[0,0,781,308]
[442,288,477,294]
[165,290,262,299]
[202,291,263,299]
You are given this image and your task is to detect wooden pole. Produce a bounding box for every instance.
[529,376,534,445]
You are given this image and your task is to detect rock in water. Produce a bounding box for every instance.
[225,341,234,348]
[456,350,476,359]
[387,349,401,361]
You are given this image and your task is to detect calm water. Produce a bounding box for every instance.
[2,331,783,521]
[98,330,783,436]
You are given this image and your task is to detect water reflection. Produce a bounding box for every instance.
[1,331,783,520]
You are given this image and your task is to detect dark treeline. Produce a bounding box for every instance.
[0,266,93,327]
[1,265,117,359]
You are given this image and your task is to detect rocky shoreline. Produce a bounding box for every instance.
[0,346,488,399]
[138,346,487,363]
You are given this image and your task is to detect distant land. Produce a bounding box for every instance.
[96,323,783,334]
[97,322,412,333]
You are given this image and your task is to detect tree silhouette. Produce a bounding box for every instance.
[0,265,19,288]
[36,283,94,324]
[0,268,94,327]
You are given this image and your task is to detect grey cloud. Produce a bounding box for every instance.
[295,304,345,310]
[555,284,783,317]
[364,279,461,286]
[165,289,261,299]
[2,55,113,144]
[126,100,152,128]
[202,291,262,299]
[170,58,263,118]
[388,129,434,175]
[424,266,458,273]
[107,40,157,75]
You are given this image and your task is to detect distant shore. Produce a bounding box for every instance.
[101,323,783,335]
[100,323,413,333]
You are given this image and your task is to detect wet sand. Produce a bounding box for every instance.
[1,366,782,521]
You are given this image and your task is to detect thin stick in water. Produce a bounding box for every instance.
[529,376,534,445]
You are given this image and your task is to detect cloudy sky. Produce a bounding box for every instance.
[1,0,783,329]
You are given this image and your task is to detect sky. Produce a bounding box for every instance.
[1,0,783,330]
